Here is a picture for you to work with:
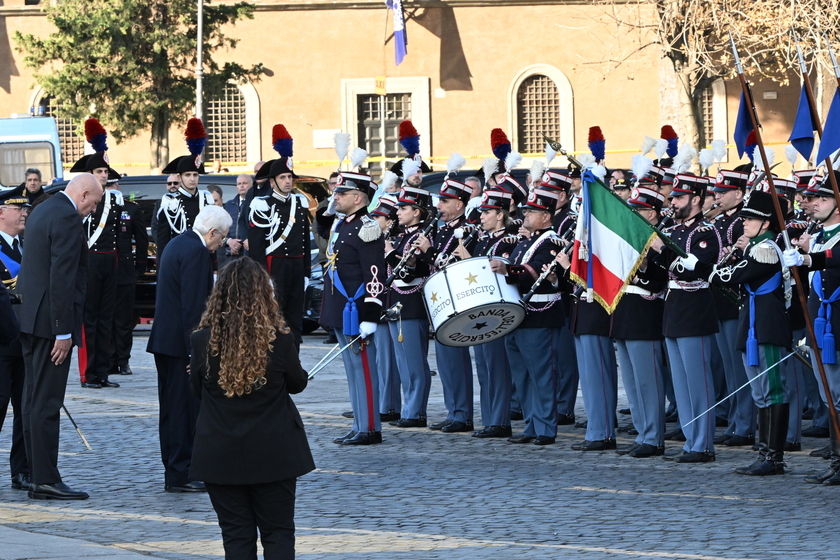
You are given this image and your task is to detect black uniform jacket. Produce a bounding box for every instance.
[0,283,19,348]
[781,219,809,331]
[154,188,213,258]
[189,328,315,485]
[317,208,386,329]
[17,193,87,345]
[801,224,840,343]
[146,231,213,359]
[248,190,311,277]
[710,208,744,321]
[86,190,122,253]
[610,256,667,341]
[696,232,791,351]
[386,223,432,320]
[657,213,720,338]
[422,215,477,270]
[0,236,23,356]
[116,200,149,285]
[506,228,565,329]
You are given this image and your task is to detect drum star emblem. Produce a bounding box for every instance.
[465,273,478,285]
[471,321,487,330]
[430,292,438,302]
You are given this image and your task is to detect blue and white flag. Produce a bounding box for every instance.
[386,0,407,65]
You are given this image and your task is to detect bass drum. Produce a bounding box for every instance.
[423,256,525,347]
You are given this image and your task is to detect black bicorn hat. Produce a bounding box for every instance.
[162,118,208,175]
[70,118,111,173]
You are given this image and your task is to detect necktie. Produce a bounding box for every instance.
[11,238,21,261]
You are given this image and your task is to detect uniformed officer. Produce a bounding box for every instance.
[108,171,148,377]
[415,179,478,433]
[690,191,792,474]
[70,119,121,389]
[649,174,721,463]
[156,119,215,259]
[612,184,668,458]
[709,169,756,446]
[783,171,840,485]
[0,190,31,490]
[317,171,387,445]
[492,184,565,445]
[370,194,401,423]
[248,131,311,347]
[385,185,435,429]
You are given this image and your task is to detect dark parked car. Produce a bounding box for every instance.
[45,173,330,333]
[419,168,531,193]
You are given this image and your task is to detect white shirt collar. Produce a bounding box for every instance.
[0,230,19,250]
[60,190,78,210]
[193,230,207,247]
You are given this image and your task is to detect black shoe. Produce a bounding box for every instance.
[825,470,840,485]
[441,421,472,433]
[804,465,839,484]
[745,460,785,476]
[11,473,30,490]
[333,430,357,444]
[80,382,102,389]
[99,380,120,388]
[628,443,661,458]
[380,411,401,422]
[574,420,588,429]
[713,433,732,444]
[615,442,640,456]
[619,408,631,415]
[627,428,639,436]
[664,428,685,441]
[802,410,815,420]
[510,410,524,421]
[507,433,536,443]
[165,481,206,493]
[617,423,635,433]
[29,482,89,500]
[341,431,382,445]
[673,451,715,463]
[533,436,555,445]
[809,445,832,459]
[429,419,452,431]
[392,418,427,428]
[341,410,354,419]
[472,425,513,438]
[572,439,616,451]
[724,434,754,447]
[117,365,133,375]
[556,413,575,426]
[803,425,830,438]
[785,441,802,452]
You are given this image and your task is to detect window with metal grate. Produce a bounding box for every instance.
[38,96,86,164]
[516,74,561,155]
[204,84,248,165]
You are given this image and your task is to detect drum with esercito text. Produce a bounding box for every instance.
[423,256,525,347]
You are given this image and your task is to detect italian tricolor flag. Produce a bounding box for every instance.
[570,179,658,313]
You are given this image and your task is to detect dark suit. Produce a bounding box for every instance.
[0,237,29,480]
[17,193,87,485]
[189,327,314,559]
[146,230,213,487]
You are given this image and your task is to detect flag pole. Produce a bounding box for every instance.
[729,30,840,440]
[796,32,840,207]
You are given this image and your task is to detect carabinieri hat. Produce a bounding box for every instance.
[541,170,574,192]
[479,187,513,211]
[370,194,399,220]
[162,118,208,175]
[803,171,840,198]
[395,185,432,209]
[670,174,709,198]
[628,186,664,213]
[711,170,749,192]
[794,169,818,193]
[70,118,111,173]
[333,171,377,200]
[438,178,473,204]
[523,185,561,214]
[496,175,528,205]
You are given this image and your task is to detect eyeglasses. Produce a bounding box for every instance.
[166,181,180,186]
[0,206,27,212]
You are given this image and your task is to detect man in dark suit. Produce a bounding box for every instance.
[17,173,102,500]
[146,206,231,493]
[0,190,30,490]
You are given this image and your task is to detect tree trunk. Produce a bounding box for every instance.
[672,62,702,163]
[150,107,169,171]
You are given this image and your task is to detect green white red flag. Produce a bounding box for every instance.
[570,177,658,313]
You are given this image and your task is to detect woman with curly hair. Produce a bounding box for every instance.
[189,258,314,559]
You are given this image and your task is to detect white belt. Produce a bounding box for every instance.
[529,293,559,302]
[394,278,423,288]
[624,285,654,296]
[668,280,709,290]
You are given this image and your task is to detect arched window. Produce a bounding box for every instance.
[699,78,727,149]
[38,96,86,163]
[516,75,561,155]
[204,84,248,164]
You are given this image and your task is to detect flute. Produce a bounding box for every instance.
[385,210,441,286]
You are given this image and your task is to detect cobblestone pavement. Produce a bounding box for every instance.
[0,330,837,559]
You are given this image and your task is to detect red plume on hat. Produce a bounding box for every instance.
[398,120,420,157]
[661,125,679,158]
[84,118,108,153]
[272,124,293,157]
[491,128,511,160]
[588,126,605,163]
[185,118,207,156]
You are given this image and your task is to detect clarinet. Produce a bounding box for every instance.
[385,210,441,286]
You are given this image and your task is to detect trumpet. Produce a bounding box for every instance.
[385,210,441,286]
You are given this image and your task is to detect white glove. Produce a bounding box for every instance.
[678,253,698,271]
[304,277,311,291]
[783,248,805,268]
[359,321,377,338]
[326,195,338,216]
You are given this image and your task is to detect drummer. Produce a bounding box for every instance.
[384,186,435,428]
[489,184,566,445]
[415,179,478,433]
[452,188,518,438]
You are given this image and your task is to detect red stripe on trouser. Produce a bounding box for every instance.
[78,328,88,383]
[360,345,376,433]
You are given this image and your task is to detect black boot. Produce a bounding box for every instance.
[736,407,770,475]
[806,417,840,483]
[746,403,788,476]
